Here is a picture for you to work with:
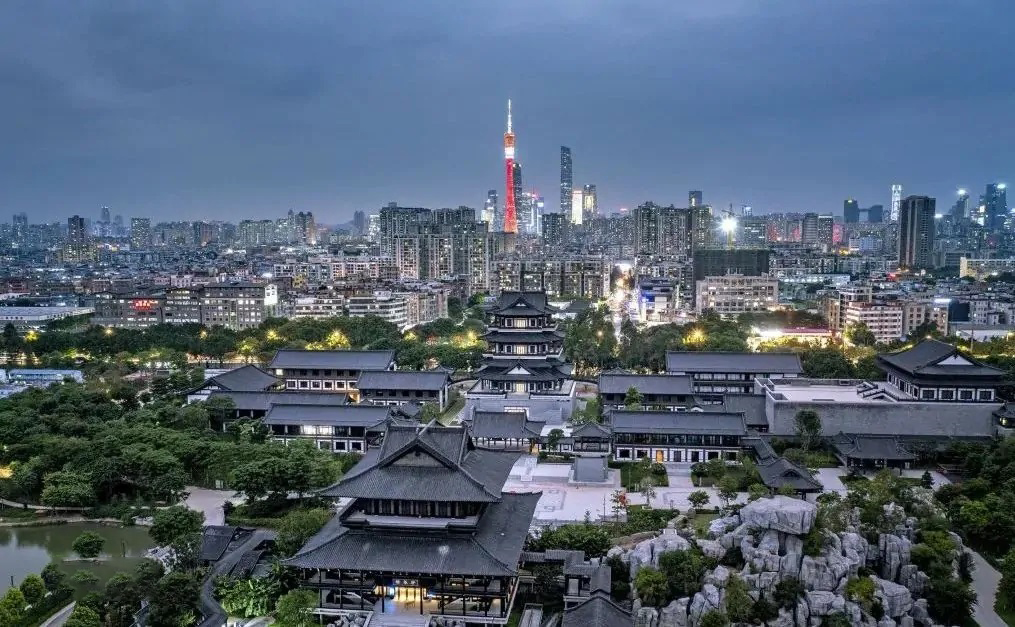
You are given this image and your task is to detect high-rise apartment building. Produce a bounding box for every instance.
[542,213,567,248]
[582,184,598,221]
[559,146,572,216]
[352,211,366,236]
[740,217,768,247]
[690,205,713,252]
[66,215,90,261]
[984,183,1008,233]
[844,199,860,223]
[951,190,970,222]
[570,189,584,225]
[633,203,690,256]
[817,215,835,247]
[890,184,903,222]
[483,190,498,226]
[689,191,703,207]
[898,195,936,270]
[801,213,819,244]
[130,217,151,249]
[12,213,28,245]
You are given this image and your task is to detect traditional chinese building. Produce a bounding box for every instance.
[284,423,540,624]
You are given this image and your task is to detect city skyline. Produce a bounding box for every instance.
[1,1,1013,222]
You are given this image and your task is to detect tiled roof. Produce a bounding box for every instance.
[562,591,633,627]
[284,491,541,576]
[468,411,542,439]
[263,404,392,427]
[268,349,395,370]
[357,370,449,391]
[877,339,1005,378]
[317,424,520,502]
[610,411,747,436]
[208,390,348,412]
[206,365,281,392]
[666,351,803,374]
[599,373,693,396]
[830,433,916,461]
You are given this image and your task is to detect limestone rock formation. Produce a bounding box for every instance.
[739,495,817,535]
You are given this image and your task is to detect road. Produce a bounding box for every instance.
[39,602,75,627]
[969,550,1006,627]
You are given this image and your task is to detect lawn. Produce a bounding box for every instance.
[692,512,720,538]
[613,461,670,489]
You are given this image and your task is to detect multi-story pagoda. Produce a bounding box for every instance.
[471,291,573,395]
[284,423,540,624]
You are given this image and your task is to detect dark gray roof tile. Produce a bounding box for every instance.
[269,349,395,370]
[666,351,802,374]
[357,370,449,391]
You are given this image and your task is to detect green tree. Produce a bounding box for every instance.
[532,523,612,558]
[72,531,106,558]
[274,589,318,627]
[148,571,201,627]
[748,483,769,502]
[999,547,1015,612]
[927,577,976,626]
[801,349,855,379]
[418,402,441,424]
[104,573,143,627]
[276,508,331,557]
[774,577,805,609]
[634,567,670,607]
[751,598,779,623]
[41,564,67,591]
[639,478,658,507]
[717,476,739,509]
[546,428,564,451]
[0,588,27,624]
[699,610,730,627]
[150,505,205,546]
[624,386,644,410]
[41,471,96,507]
[64,604,103,627]
[724,575,753,623]
[688,490,710,510]
[19,574,47,606]
[845,322,877,347]
[658,548,712,599]
[793,409,822,451]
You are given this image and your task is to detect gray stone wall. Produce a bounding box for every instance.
[766,399,997,437]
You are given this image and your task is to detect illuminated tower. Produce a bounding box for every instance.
[503,100,518,233]
[890,184,902,222]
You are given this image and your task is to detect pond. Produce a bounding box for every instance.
[0,523,155,592]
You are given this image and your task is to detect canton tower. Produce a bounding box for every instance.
[503,99,518,233]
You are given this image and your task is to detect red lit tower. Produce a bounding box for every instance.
[503,99,518,233]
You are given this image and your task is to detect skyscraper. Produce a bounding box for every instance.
[951,189,970,222]
[483,190,498,226]
[352,210,366,236]
[582,184,597,221]
[512,162,523,220]
[801,213,819,244]
[542,212,567,247]
[690,204,713,252]
[560,146,572,217]
[66,215,89,261]
[130,217,151,249]
[689,191,703,207]
[571,189,584,225]
[844,199,860,223]
[890,184,903,222]
[984,183,1008,233]
[100,206,111,223]
[502,100,517,234]
[12,213,27,245]
[817,215,835,247]
[898,195,936,270]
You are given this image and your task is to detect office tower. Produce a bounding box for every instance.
[542,212,567,247]
[483,190,498,226]
[352,210,366,236]
[560,146,573,216]
[100,206,111,223]
[844,199,860,223]
[130,217,151,249]
[951,189,969,222]
[582,184,598,221]
[690,204,713,252]
[570,189,584,225]
[801,213,819,244]
[817,215,834,247]
[984,183,1008,232]
[12,213,28,245]
[689,191,703,207]
[502,100,517,234]
[866,205,885,223]
[741,205,753,217]
[890,184,903,221]
[741,217,767,247]
[533,195,545,235]
[295,211,316,245]
[898,195,936,269]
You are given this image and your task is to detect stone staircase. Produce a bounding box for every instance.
[367,613,430,627]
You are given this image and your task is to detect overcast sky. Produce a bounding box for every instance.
[2,0,1013,224]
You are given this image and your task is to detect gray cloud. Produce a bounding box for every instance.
[1,0,1013,222]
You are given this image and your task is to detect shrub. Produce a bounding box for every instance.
[773,577,805,609]
[275,508,331,557]
[724,575,752,623]
[64,604,102,627]
[19,574,47,605]
[635,567,670,607]
[927,576,976,626]
[72,531,105,558]
[821,614,852,627]
[531,523,611,558]
[751,598,779,623]
[802,528,825,557]
[150,505,204,545]
[658,548,714,599]
[606,555,630,602]
[720,546,745,568]
[71,570,100,585]
[844,577,875,605]
[651,463,667,477]
[699,610,729,627]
